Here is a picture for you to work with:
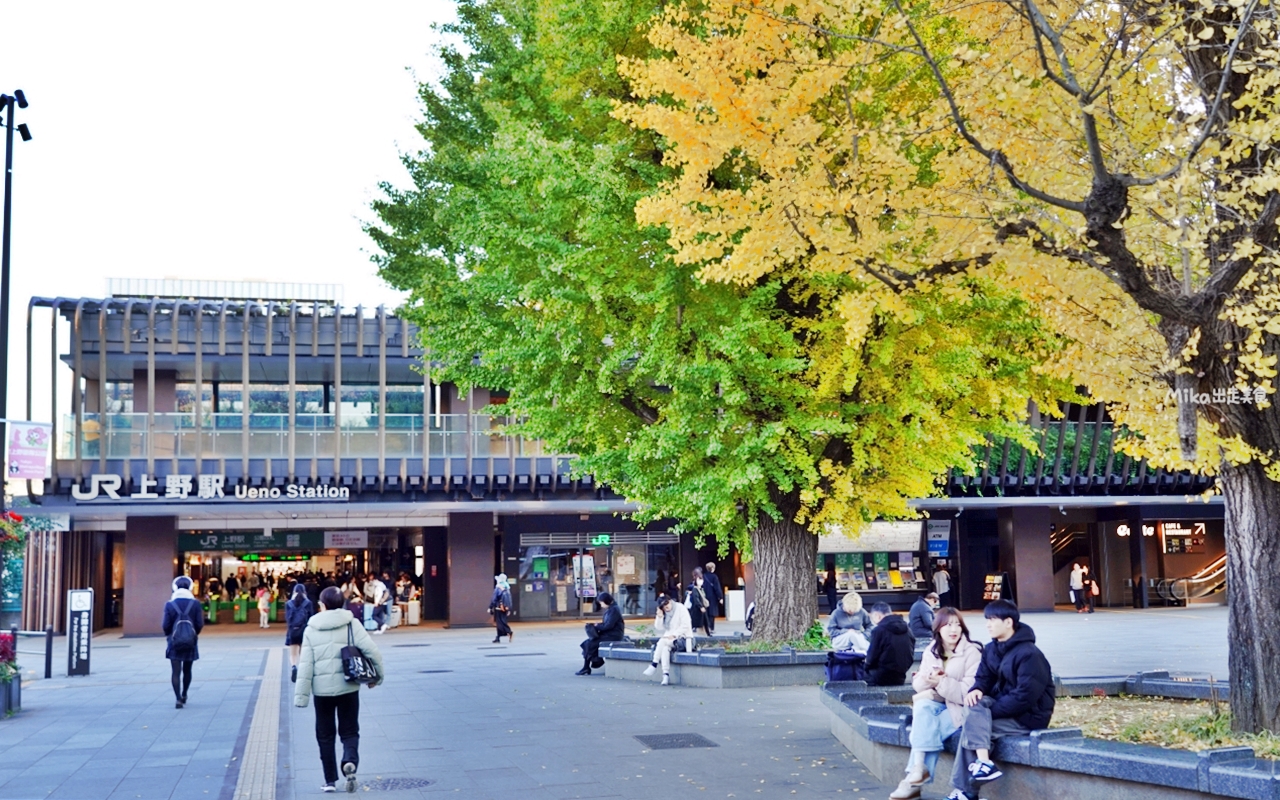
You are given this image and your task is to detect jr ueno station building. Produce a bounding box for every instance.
[20,281,718,636]
[19,280,1230,636]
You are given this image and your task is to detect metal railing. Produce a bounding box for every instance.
[58,413,548,461]
[1157,556,1228,603]
[7,625,54,680]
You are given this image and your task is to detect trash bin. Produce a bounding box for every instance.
[407,600,421,626]
[390,605,402,628]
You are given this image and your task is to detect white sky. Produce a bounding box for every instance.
[1,1,457,428]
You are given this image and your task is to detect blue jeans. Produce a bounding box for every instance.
[907,697,959,781]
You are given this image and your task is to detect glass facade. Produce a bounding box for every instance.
[514,533,681,619]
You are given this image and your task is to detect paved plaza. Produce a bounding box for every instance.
[0,604,1230,800]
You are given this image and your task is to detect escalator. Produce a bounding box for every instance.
[1156,555,1227,605]
[1051,525,1091,575]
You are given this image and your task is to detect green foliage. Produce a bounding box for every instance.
[803,619,831,651]
[369,0,1074,564]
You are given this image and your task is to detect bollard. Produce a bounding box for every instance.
[44,626,53,679]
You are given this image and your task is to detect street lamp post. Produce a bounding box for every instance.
[0,90,32,505]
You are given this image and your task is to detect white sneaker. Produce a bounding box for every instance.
[373,629,384,635]
[643,665,656,676]
[661,674,670,686]
[342,762,357,793]
[322,784,336,793]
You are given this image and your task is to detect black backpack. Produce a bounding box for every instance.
[171,604,197,649]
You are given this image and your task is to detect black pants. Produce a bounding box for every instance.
[314,692,361,785]
[493,609,512,637]
[170,659,193,701]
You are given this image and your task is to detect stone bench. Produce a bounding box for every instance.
[599,642,827,688]
[821,679,1277,799]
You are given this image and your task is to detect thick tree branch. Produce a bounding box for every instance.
[1135,0,1261,186]
[616,394,660,425]
[997,219,1197,321]
[886,0,1086,213]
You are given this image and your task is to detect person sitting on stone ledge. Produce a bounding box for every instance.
[828,590,873,654]
[643,593,692,686]
[945,599,1055,800]
[890,607,982,800]
[577,591,625,676]
[864,602,914,686]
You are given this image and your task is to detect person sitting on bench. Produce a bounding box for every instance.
[945,599,1055,800]
[643,593,692,686]
[577,592,625,675]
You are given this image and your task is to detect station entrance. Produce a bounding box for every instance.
[177,528,449,620]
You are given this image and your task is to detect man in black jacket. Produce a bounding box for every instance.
[946,599,1055,800]
[863,602,914,686]
[577,592,626,675]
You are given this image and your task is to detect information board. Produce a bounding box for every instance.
[67,588,93,676]
[926,520,951,557]
[982,572,1011,602]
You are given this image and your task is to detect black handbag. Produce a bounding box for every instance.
[341,622,378,684]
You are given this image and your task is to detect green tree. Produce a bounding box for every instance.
[369,0,1072,642]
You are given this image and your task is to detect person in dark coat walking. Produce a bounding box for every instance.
[286,584,314,683]
[864,602,914,686]
[490,574,514,643]
[686,567,713,636]
[948,599,1055,800]
[822,568,838,617]
[577,591,625,675]
[162,576,205,708]
[702,562,724,633]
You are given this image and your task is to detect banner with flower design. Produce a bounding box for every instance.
[6,422,52,480]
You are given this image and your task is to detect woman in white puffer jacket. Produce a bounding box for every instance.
[642,593,693,686]
[295,586,385,793]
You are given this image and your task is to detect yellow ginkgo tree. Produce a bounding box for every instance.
[619,0,1280,730]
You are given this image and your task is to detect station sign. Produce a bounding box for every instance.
[182,531,323,551]
[71,473,350,503]
[181,530,369,552]
[238,553,312,562]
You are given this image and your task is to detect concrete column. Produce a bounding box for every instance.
[996,506,1055,611]
[447,512,494,628]
[123,516,179,637]
[132,369,177,413]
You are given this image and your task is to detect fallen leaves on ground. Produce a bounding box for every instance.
[1053,696,1280,758]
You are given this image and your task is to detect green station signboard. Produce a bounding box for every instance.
[179,531,325,552]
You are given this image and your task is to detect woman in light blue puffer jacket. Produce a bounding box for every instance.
[295,586,385,793]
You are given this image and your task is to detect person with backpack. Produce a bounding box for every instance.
[162,576,204,709]
[489,574,514,643]
[286,583,315,683]
[295,586,385,793]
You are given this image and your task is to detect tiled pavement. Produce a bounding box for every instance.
[0,604,1231,800]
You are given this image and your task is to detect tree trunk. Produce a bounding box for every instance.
[1221,460,1280,733]
[749,514,819,643]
